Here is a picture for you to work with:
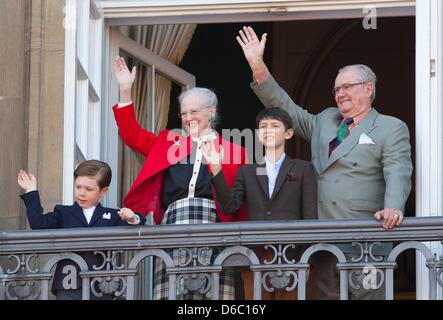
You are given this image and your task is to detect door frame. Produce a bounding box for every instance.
[64,0,443,299]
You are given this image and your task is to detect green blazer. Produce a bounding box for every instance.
[252,75,413,223]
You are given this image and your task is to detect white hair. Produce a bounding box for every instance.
[339,64,377,103]
[178,87,218,108]
[178,87,219,125]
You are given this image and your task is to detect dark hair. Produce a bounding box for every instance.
[73,160,112,189]
[256,108,293,131]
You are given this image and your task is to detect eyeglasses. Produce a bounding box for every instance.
[178,107,210,119]
[332,82,367,96]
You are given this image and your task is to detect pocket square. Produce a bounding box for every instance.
[358,133,375,145]
[102,212,111,220]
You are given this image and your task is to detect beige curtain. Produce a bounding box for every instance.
[118,24,197,207]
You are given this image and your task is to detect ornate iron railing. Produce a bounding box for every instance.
[1,217,443,300]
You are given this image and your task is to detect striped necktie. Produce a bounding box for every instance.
[329,118,354,156]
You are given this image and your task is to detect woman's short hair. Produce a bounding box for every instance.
[178,87,219,126]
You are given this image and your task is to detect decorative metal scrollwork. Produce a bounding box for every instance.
[3,254,41,300]
[91,276,126,297]
[437,269,443,288]
[260,244,299,293]
[90,251,126,297]
[262,270,298,293]
[177,273,211,295]
[351,242,383,263]
[5,280,40,300]
[7,254,38,274]
[174,247,213,295]
[263,244,296,264]
[348,242,385,291]
[176,247,212,267]
[349,265,385,290]
[436,254,443,288]
[92,250,124,271]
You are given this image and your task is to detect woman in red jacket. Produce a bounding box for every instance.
[113,57,248,300]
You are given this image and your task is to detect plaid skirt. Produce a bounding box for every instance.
[152,197,235,300]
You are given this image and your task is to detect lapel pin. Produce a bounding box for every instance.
[286,172,297,181]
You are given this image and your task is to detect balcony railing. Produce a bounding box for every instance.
[1,217,443,300]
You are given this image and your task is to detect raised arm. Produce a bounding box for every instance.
[115,56,136,103]
[237,26,318,142]
[17,170,37,193]
[18,171,62,229]
[112,56,156,157]
[236,26,269,84]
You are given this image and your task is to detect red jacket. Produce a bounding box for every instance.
[113,103,248,224]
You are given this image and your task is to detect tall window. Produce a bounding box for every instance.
[63,0,103,204]
[75,0,103,163]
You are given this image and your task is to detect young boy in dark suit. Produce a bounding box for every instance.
[17,160,146,300]
[202,107,317,300]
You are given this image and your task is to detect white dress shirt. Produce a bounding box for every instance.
[188,131,217,198]
[264,153,286,198]
[83,206,96,224]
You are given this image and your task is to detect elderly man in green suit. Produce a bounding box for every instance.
[236,26,412,300]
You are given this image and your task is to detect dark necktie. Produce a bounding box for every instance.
[329,118,354,156]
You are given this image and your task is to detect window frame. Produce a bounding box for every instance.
[64,0,443,299]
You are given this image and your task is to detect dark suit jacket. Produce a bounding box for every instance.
[212,156,317,221]
[212,156,317,260]
[20,190,146,294]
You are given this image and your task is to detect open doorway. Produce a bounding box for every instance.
[167,17,416,299]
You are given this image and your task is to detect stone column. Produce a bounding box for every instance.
[0,0,66,231]
[0,0,66,300]
[0,0,29,231]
